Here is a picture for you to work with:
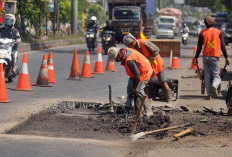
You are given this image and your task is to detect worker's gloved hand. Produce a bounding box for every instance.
[226,57,230,65]
[135,81,146,98]
[193,58,198,65]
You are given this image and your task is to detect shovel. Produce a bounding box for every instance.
[130,123,192,142]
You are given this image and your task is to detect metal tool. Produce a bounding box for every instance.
[130,123,192,142]
[109,85,114,113]
[131,95,147,135]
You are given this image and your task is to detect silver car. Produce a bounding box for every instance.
[156,24,175,39]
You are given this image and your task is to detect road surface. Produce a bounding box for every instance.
[1,36,232,157]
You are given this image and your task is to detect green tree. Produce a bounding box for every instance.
[185,0,231,17]
[17,0,49,36]
[59,0,71,24]
[86,4,108,26]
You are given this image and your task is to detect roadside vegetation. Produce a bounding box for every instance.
[15,0,107,43]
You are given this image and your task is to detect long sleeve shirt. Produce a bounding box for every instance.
[0,26,21,52]
[137,40,160,60]
[195,29,228,59]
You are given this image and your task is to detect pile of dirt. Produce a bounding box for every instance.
[7,101,232,140]
[7,101,170,140]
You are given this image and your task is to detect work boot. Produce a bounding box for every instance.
[205,95,212,100]
[211,85,218,98]
[143,99,153,117]
[164,88,172,103]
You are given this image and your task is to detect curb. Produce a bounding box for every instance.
[18,38,84,53]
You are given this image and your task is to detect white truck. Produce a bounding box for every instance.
[158,16,177,35]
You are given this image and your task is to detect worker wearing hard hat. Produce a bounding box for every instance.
[108,47,153,116]
[123,33,172,103]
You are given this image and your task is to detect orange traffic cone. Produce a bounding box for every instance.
[15,54,33,91]
[94,47,104,74]
[105,58,115,72]
[0,63,10,103]
[81,50,93,78]
[191,46,198,69]
[68,49,81,80]
[33,55,52,87]
[48,52,57,83]
[172,57,179,69]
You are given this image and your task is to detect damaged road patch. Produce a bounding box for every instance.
[6,101,232,142]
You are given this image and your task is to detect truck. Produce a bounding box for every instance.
[158,8,182,34]
[213,12,229,29]
[107,0,155,42]
[157,15,177,35]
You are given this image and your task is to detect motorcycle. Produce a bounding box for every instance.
[0,38,19,82]
[86,29,96,51]
[102,30,115,54]
[181,32,189,45]
[145,78,179,102]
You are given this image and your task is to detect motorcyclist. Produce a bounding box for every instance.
[86,16,99,35]
[102,20,116,46]
[0,14,21,82]
[103,20,115,32]
[182,23,190,34]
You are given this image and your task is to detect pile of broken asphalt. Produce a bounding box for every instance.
[7,101,232,141]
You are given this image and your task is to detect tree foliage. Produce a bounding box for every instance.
[16,0,108,36]
[17,0,49,36]
[185,0,232,16]
[59,0,71,24]
[86,4,108,25]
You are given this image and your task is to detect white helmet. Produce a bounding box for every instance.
[4,14,16,27]
[91,16,97,22]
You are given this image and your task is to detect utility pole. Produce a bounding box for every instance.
[158,0,162,10]
[71,0,78,35]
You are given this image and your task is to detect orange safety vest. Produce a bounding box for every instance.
[202,27,221,57]
[124,48,153,81]
[138,39,164,74]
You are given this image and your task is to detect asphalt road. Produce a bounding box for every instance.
[1,35,232,157]
[0,35,198,133]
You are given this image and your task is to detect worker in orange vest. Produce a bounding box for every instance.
[123,33,172,103]
[108,47,153,116]
[194,16,230,100]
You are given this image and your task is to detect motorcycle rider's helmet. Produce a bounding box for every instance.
[90,16,97,23]
[183,23,187,27]
[106,20,112,27]
[4,14,16,28]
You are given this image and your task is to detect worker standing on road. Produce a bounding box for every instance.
[108,47,153,116]
[194,16,230,100]
[123,33,172,103]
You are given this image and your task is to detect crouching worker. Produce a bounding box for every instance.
[108,47,153,116]
[123,33,172,103]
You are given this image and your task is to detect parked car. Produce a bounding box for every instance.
[221,23,232,45]
[156,24,175,39]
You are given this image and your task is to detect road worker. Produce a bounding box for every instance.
[123,33,172,103]
[194,16,230,100]
[108,47,153,116]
